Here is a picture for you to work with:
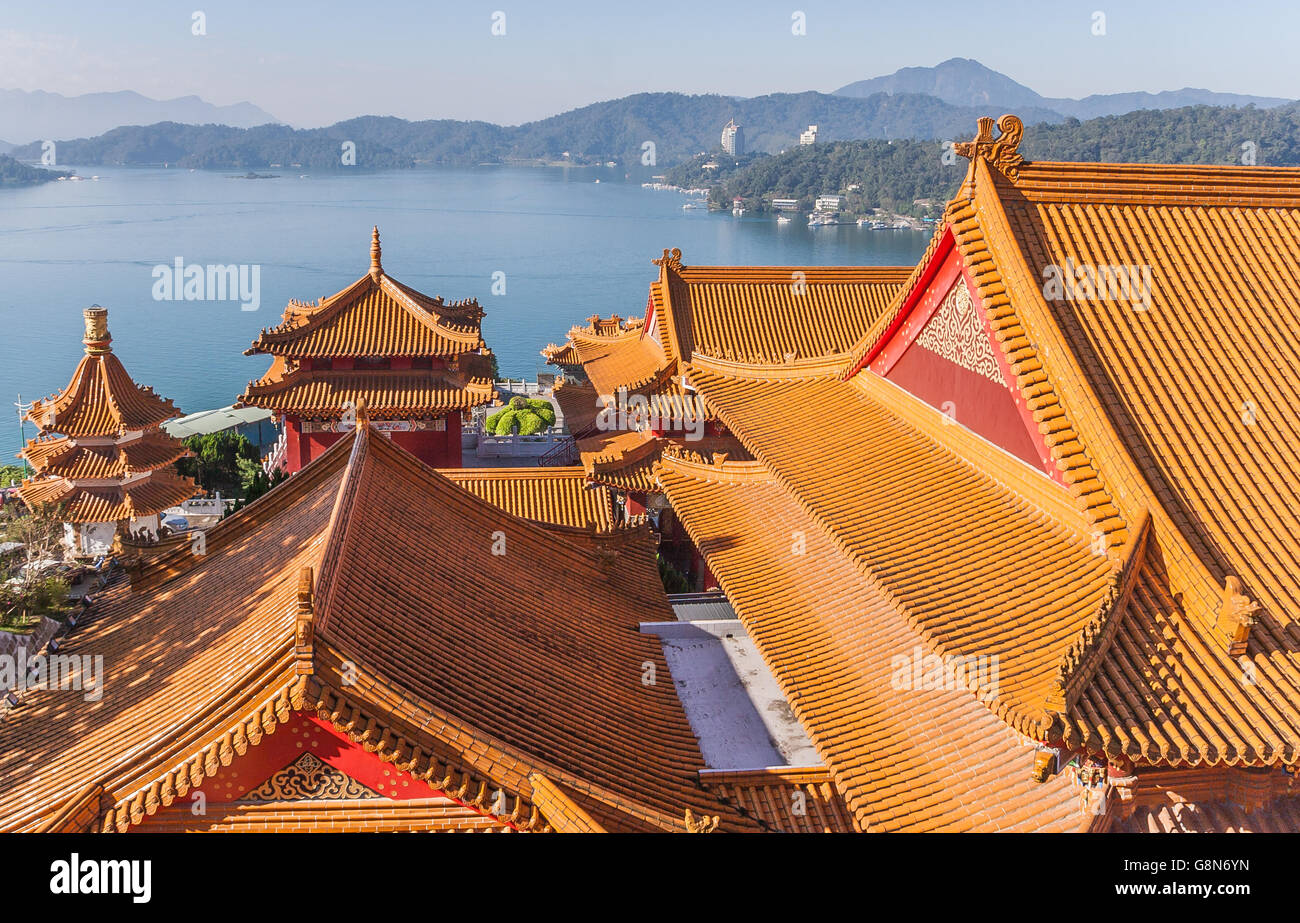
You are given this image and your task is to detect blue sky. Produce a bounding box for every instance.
[2,0,1296,126]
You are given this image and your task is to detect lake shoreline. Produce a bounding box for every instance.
[0,164,929,460]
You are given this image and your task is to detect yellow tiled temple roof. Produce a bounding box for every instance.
[544,253,911,402]
[18,308,196,521]
[682,361,1115,736]
[840,120,1300,764]
[245,228,486,360]
[576,429,751,493]
[440,466,615,531]
[239,367,495,419]
[652,119,1300,804]
[21,432,187,481]
[0,428,757,833]
[656,451,1086,831]
[564,316,674,399]
[658,261,911,366]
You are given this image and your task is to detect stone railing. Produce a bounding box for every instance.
[476,433,572,459]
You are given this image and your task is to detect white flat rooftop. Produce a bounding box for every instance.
[164,404,272,440]
[641,615,820,771]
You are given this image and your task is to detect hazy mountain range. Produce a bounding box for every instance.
[8,92,1065,170]
[834,58,1291,119]
[0,88,278,146]
[6,60,1293,171]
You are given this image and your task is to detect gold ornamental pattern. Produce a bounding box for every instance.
[914,278,1006,384]
[244,752,383,801]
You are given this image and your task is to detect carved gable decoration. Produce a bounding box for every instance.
[244,752,383,801]
[913,278,1006,385]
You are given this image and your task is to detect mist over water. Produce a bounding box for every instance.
[0,165,929,458]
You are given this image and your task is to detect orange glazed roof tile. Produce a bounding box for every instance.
[246,228,485,360]
[981,159,1300,641]
[0,426,755,833]
[439,466,615,531]
[577,429,751,493]
[1064,538,1300,766]
[527,773,608,833]
[837,121,1300,768]
[699,766,855,833]
[565,316,676,399]
[657,261,912,367]
[307,428,754,831]
[539,341,581,368]
[21,432,187,481]
[546,255,911,406]
[683,362,1114,737]
[17,469,196,523]
[238,367,495,419]
[655,452,1084,831]
[0,440,349,832]
[139,798,512,833]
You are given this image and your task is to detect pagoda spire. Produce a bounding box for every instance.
[19,306,196,556]
[370,226,382,279]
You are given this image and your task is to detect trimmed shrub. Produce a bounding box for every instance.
[486,398,558,435]
[527,399,557,426]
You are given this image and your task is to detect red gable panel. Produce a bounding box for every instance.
[855,225,1062,483]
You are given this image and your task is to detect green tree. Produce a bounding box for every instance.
[0,503,73,633]
[176,431,261,494]
[657,555,691,594]
[223,465,287,517]
[0,464,27,488]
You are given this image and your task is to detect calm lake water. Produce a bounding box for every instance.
[0,165,929,458]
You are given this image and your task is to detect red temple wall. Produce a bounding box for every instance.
[284,418,303,472]
[887,341,1046,470]
[389,415,462,468]
[304,430,347,465]
[283,415,464,473]
[283,417,344,474]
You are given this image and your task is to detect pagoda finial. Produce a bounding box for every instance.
[370,226,382,279]
[82,305,112,355]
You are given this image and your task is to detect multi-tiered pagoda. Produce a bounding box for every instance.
[19,307,195,556]
[239,228,496,472]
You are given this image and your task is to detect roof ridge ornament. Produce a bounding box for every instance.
[369,226,382,279]
[294,566,315,675]
[684,807,719,833]
[653,247,685,273]
[1216,575,1260,657]
[954,114,1024,183]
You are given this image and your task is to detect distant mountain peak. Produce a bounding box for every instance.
[834,60,1291,120]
